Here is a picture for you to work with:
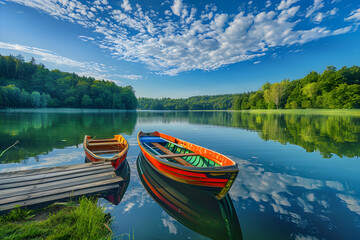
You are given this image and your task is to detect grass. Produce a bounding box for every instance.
[0,197,113,240]
[233,109,360,115]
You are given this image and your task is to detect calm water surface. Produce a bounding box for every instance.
[1,110,360,240]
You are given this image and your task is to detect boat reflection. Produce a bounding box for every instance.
[137,153,242,240]
[84,158,130,205]
[103,160,130,205]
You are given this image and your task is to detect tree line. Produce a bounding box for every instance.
[138,94,238,110]
[138,65,360,110]
[0,54,137,109]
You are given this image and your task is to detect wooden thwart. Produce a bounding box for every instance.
[93,149,121,154]
[88,138,116,142]
[0,162,123,213]
[158,153,198,158]
[151,142,193,167]
[88,142,123,146]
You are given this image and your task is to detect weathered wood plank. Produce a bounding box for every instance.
[158,153,198,158]
[0,178,122,206]
[0,184,120,212]
[0,164,113,185]
[0,172,118,199]
[0,167,113,190]
[93,149,121,154]
[0,163,112,180]
[87,142,123,146]
[151,142,193,167]
[88,138,116,142]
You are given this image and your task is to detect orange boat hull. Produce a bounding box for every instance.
[137,131,238,199]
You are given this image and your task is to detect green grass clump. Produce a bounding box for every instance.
[235,109,360,115]
[0,197,112,240]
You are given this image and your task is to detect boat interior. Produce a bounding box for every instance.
[140,136,220,168]
[86,136,126,157]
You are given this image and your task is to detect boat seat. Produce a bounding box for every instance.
[88,138,116,142]
[93,149,121,155]
[158,153,198,158]
[88,142,123,146]
[151,142,193,167]
[141,136,166,143]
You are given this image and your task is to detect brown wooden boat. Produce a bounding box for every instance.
[137,131,239,199]
[83,135,129,170]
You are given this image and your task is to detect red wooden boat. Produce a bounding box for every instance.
[83,135,129,171]
[137,131,239,199]
[137,152,242,240]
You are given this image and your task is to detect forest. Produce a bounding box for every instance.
[0,54,137,109]
[138,65,360,110]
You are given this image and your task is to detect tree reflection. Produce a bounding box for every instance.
[0,111,137,163]
[184,111,360,158]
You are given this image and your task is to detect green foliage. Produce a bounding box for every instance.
[82,94,93,107]
[0,54,137,109]
[138,65,360,110]
[0,197,112,240]
[0,206,35,222]
[139,94,239,110]
[0,111,137,163]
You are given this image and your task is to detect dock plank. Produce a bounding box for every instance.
[0,184,119,212]
[0,163,110,179]
[0,172,117,199]
[0,177,122,206]
[0,164,113,185]
[0,167,113,190]
[0,162,124,213]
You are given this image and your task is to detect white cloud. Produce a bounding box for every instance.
[345,8,360,22]
[171,0,182,16]
[332,26,352,35]
[337,194,360,214]
[228,157,359,229]
[0,41,139,83]
[292,234,320,240]
[254,61,261,64]
[6,0,357,76]
[162,214,178,234]
[266,1,271,8]
[123,202,135,212]
[78,35,95,41]
[313,12,324,22]
[328,8,338,16]
[121,0,132,12]
[306,0,324,18]
[0,41,95,69]
[277,0,299,11]
[113,74,143,80]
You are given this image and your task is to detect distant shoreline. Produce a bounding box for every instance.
[1,108,360,115]
[0,108,137,113]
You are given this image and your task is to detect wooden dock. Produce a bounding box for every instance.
[0,162,123,213]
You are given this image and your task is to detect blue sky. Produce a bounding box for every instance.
[0,0,360,98]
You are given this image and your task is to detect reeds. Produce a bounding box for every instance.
[0,197,113,239]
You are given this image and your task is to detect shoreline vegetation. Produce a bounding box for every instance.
[138,66,360,110]
[0,197,114,240]
[2,108,360,116]
[0,55,137,109]
[1,54,359,111]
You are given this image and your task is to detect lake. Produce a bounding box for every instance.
[1,109,360,240]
